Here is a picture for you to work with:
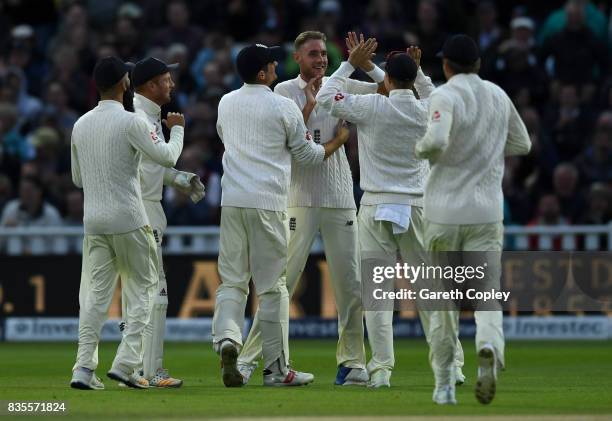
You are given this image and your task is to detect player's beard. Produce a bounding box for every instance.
[123,85,135,112]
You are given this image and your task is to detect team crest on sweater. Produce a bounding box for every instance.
[334,93,345,101]
[432,110,441,121]
[150,130,160,144]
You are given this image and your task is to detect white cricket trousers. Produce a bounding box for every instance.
[121,200,168,379]
[74,226,157,375]
[212,207,290,369]
[423,220,505,386]
[359,205,463,374]
[239,207,365,369]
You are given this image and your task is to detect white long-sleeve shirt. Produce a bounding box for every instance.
[217,83,325,211]
[415,73,531,224]
[316,61,433,207]
[275,75,378,209]
[71,100,184,234]
[134,93,185,202]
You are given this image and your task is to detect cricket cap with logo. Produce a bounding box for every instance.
[235,44,283,82]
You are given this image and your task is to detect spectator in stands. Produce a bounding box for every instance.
[578,183,611,225]
[152,0,204,57]
[499,17,536,53]
[363,0,407,51]
[575,127,612,186]
[553,162,586,222]
[0,174,12,215]
[41,82,79,139]
[166,43,197,107]
[1,67,43,125]
[544,84,592,162]
[6,24,48,97]
[492,44,548,110]
[528,194,569,250]
[0,175,61,228]
[63,189,84,226]
[0,102,30,163]
[474,0,505,78]
[539,0,608,44]
[404,0,447,82]
[46,46,90,113]
[113,16,145,62]
[539,0,608,96]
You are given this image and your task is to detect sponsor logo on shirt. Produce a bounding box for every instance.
[314,129,321,144]
[346,220,354,226]
[432,110,441,122]
[289,217,296,231]
[334,93,345,102]
[160,288,167,297]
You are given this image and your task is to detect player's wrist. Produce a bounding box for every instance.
[366,65,385,83]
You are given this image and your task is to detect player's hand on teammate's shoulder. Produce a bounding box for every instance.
[163,112,185,129]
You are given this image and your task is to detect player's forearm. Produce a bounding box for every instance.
[323,133,348,159]
[414,69,435,99]
[316,61,353,112]
[302,101,316,123]
[416,116,452,160]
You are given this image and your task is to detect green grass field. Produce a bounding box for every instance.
[1,339,612,419]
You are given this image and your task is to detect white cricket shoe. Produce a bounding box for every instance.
[107,368,149,389]
[149,368,183,388]
[367,368,391,388]
[263,368,314,387]
[475,344,497,405]
[70,367,104,390]
[237,361,258,385]
[335,366,368,386]
[456,365,466,386]
[220,341,243,387]
[433,384,457,405]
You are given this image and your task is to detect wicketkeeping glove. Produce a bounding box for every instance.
[173,171,206,204]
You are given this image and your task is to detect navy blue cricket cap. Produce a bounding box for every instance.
[381,52,418,82]
[93,56,134,91]
[235,44,283,82]
[437,34,480,66]
[131,57,179,87]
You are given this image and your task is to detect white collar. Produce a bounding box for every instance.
[134,93,161,116]
[389,89,416,98]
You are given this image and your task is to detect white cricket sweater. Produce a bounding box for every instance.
[415,73,531,224]
[316,62,433,207]
[217,83,325,211]
[134,93,185,203]
[275,76,378,209]
[71,100,184,234]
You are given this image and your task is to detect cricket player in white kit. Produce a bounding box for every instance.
[415,35,531,405]
[237,31,382,387]
[317,38,442,388]
[70,57,184,390]
[121,57,205,387]
[213,44,352,387]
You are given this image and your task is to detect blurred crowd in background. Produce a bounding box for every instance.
[0,0,611,248]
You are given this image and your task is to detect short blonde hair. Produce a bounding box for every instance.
[294,31,327,51]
